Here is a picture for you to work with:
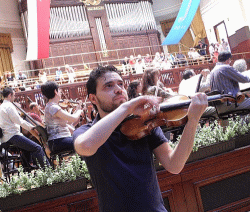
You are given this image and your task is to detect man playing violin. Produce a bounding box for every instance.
[0,87,49,168]
[73,65,208,212]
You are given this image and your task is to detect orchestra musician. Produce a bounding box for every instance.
[29,102,43,124]
[0,87,49,168]
[210,51,250,116]
[41,81,84,154]
[127,80,142,100]
[73,65,208,212]
[141,69,174,99]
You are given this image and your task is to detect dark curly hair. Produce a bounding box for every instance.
[127,80,141,100]
[2,87,14,98]
[41,81,59,99]
[218,51,232,62]
[141,69,159,95]
[86,65,122,110]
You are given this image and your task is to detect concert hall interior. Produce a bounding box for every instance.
[0,0,250,212]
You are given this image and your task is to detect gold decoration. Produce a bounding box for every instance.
[80,0,102,6]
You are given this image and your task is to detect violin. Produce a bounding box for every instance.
[58,99,79,109]
[120,93,245,140]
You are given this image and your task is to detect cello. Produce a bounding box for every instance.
[12,102,51,157]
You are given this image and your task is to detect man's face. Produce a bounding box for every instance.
[10,91,15,102]
[90,72,128,115]
[33,105,40,114]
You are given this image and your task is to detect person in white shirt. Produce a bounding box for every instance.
[135,59,146,74]
[209,43,215,58]
[65,64,76,83]
[0,87,49,168]
[160,58,172,70]
[188,48,205,64]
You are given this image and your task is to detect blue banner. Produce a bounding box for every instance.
[162,0,200,46]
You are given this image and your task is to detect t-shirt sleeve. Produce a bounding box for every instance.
[49,104,61,116]
[148,127,168,151]
[73,124,91,142]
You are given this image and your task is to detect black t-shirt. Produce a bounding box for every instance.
[73,115,168,212]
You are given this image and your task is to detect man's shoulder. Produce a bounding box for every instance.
[73,122,93,140]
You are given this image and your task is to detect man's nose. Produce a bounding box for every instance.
[114,84,123,93]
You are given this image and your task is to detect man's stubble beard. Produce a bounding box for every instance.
[96,96,126,113]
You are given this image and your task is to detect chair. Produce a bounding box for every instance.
[49,149,75,169]
[0,143,22,182]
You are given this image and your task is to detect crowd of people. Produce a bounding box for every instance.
[121,51,188,75]
[1,45,250,211]
[121,40,222,76]
[0,39,230,93]
[0,64,79,92]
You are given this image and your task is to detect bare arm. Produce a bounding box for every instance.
[74,96,160,156]
[154,93,208,174]
[54,109,83,123]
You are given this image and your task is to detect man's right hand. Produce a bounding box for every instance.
[122,96,161,117]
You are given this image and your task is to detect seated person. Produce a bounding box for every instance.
[127,80,142,100]
[16,71,27,81]
[152,52,163,69]
[55,67,64,82]
[179,69,216,118]
[129,55,136,73]
[178,69,196,96]
[175,50,187,66]
[233,59,247,73]
[188,48,205,64]
[160,52,165,61]
[41,81,84,154]
[0,87,49,168]
[165,52,176,67]
[213,47,219,63]
[141,69,173,99]
[6,72,14,82]
[29,102,43,124]
[65,65,75,83]
[135,59,146,74]
[210,51,250,115]
[199,69,211,93]
[160,58,172,70]
[136,54,145,65]
[233,59,250,92]
[122,57,129,74]
[144,54,153,66]
[179,69,211,96]
[39,70,47,84]
[209,43,215,58]
[194,40,208,56]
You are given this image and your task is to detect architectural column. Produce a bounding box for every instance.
[84,1,115,62]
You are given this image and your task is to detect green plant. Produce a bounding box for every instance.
[0,154,90,198]
[169,115,250,152]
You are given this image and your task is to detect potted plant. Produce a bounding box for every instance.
[155,116,250,169]
[0,154,90,211]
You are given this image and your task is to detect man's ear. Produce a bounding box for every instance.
[89,94,97,105]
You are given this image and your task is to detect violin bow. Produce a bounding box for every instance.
[155,80,159,97]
